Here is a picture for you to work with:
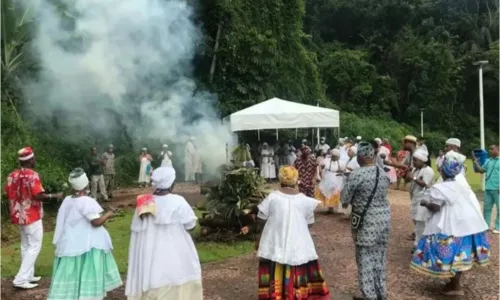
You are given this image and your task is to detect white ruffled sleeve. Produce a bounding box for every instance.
[426,187,446,206]
[257,194,272,220]
[178,202,198,230]
[303,196,321,224]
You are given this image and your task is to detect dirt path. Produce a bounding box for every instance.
[2,189,498,300]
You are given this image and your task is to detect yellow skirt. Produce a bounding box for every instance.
[314,187,340,208]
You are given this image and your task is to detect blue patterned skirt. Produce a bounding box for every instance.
[410,232,490,278]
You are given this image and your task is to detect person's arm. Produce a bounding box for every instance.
[29,173,64,201]
[340,174,355,208]
[90,211,114,227]
[473,158,486,174]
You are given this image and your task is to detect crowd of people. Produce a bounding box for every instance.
[4,132,498,299]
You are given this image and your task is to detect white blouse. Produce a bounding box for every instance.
[257,191,320,265]
[53,196,113,257]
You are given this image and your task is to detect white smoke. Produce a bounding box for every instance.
[21,0,231,174]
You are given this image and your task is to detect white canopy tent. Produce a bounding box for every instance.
[224,97,340,132]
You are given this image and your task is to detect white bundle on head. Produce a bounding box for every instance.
[413,149,428,162]
[68,168,89,191]
[445,150,466,164]
[151,167,176,190]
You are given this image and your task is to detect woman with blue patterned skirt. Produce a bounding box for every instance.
[410,155,490,296]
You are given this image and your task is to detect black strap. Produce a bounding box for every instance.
[360,167,380,217]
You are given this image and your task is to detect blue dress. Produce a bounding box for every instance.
[411,232,490,278]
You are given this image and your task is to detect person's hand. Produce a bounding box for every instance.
[54,192,64,199]
[105,211,114,218]
[107,205,118,213]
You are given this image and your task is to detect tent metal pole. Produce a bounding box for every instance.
[295,128,297,139]
[276,129,279,140]
[258,130,260,141]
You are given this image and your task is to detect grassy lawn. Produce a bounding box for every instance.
[431,159,483,192]
[1,209,253,277]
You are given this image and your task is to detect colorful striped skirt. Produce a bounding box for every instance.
[47,248,122,300]
[258,259,330,300]
[410,232,490,279]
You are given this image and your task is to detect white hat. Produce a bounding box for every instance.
[151,167,176,190]
[331,149,341,157]
[445,150,466,164]
[162,144,168,148]
[142,147,147,151]
[374,138,382,145]
[356,136,362,140]
[446,138,461,148]
[68,168,89,191]
[320,136,326,140]
[413,149,428,162]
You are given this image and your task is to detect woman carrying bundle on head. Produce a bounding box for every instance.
[410,156,490,296]
[125,167,202,300]
[47,168,122,300]
[255,166,330,300]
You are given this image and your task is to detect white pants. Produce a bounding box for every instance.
[413,220,426,247]
[91,175,108,200]
[13,220,43,285]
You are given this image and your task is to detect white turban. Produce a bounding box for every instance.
[142,147,147,151]
[445,150,466,164]
[356,136,362,140]
[446,138,461,148]
[413,149,428,162]
[151,167,176,190]
[68,168,89,191]
[349,146,357,155]
[374,138,382,145]
[331,149,341,157]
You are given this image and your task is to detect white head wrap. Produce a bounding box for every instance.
[190,136,196,141]
[413,149,428,162]
[151,167,176,190]
[68,168,89,191]
[356,136,362,140]
[108,144,114,148]
[142,147,147,151]
[374,138,382,145]
[446,138,461,148]
[320,136,326,141]
[162,144,168,148]
[331,149,341,157]
[349,146,357,155]
[445,150,466,164]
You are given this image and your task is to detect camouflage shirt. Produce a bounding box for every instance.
[102,152,115,175]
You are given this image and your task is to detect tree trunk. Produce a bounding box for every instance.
[209,22,223,84]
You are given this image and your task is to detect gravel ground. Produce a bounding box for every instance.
[2,188,498,300]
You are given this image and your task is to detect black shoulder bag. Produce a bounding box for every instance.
[350,167,379,230]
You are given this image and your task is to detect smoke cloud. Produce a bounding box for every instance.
[21,0,231,174]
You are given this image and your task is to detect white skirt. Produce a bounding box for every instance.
[127,279,202,300]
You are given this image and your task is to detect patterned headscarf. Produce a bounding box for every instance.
[357,142,375,159]
[441,156,463,178]
[278,166,299,186]
[301,146,312,156]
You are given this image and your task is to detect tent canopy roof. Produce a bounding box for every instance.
[224,97,339,132]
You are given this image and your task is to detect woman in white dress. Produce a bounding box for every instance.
[255,166,330,300]
[126,167,202,300]
[159,144,173,167]
[345,146,360,174]
[138,148,153,187]
[260,143,276,181]
[315,149,346,213]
